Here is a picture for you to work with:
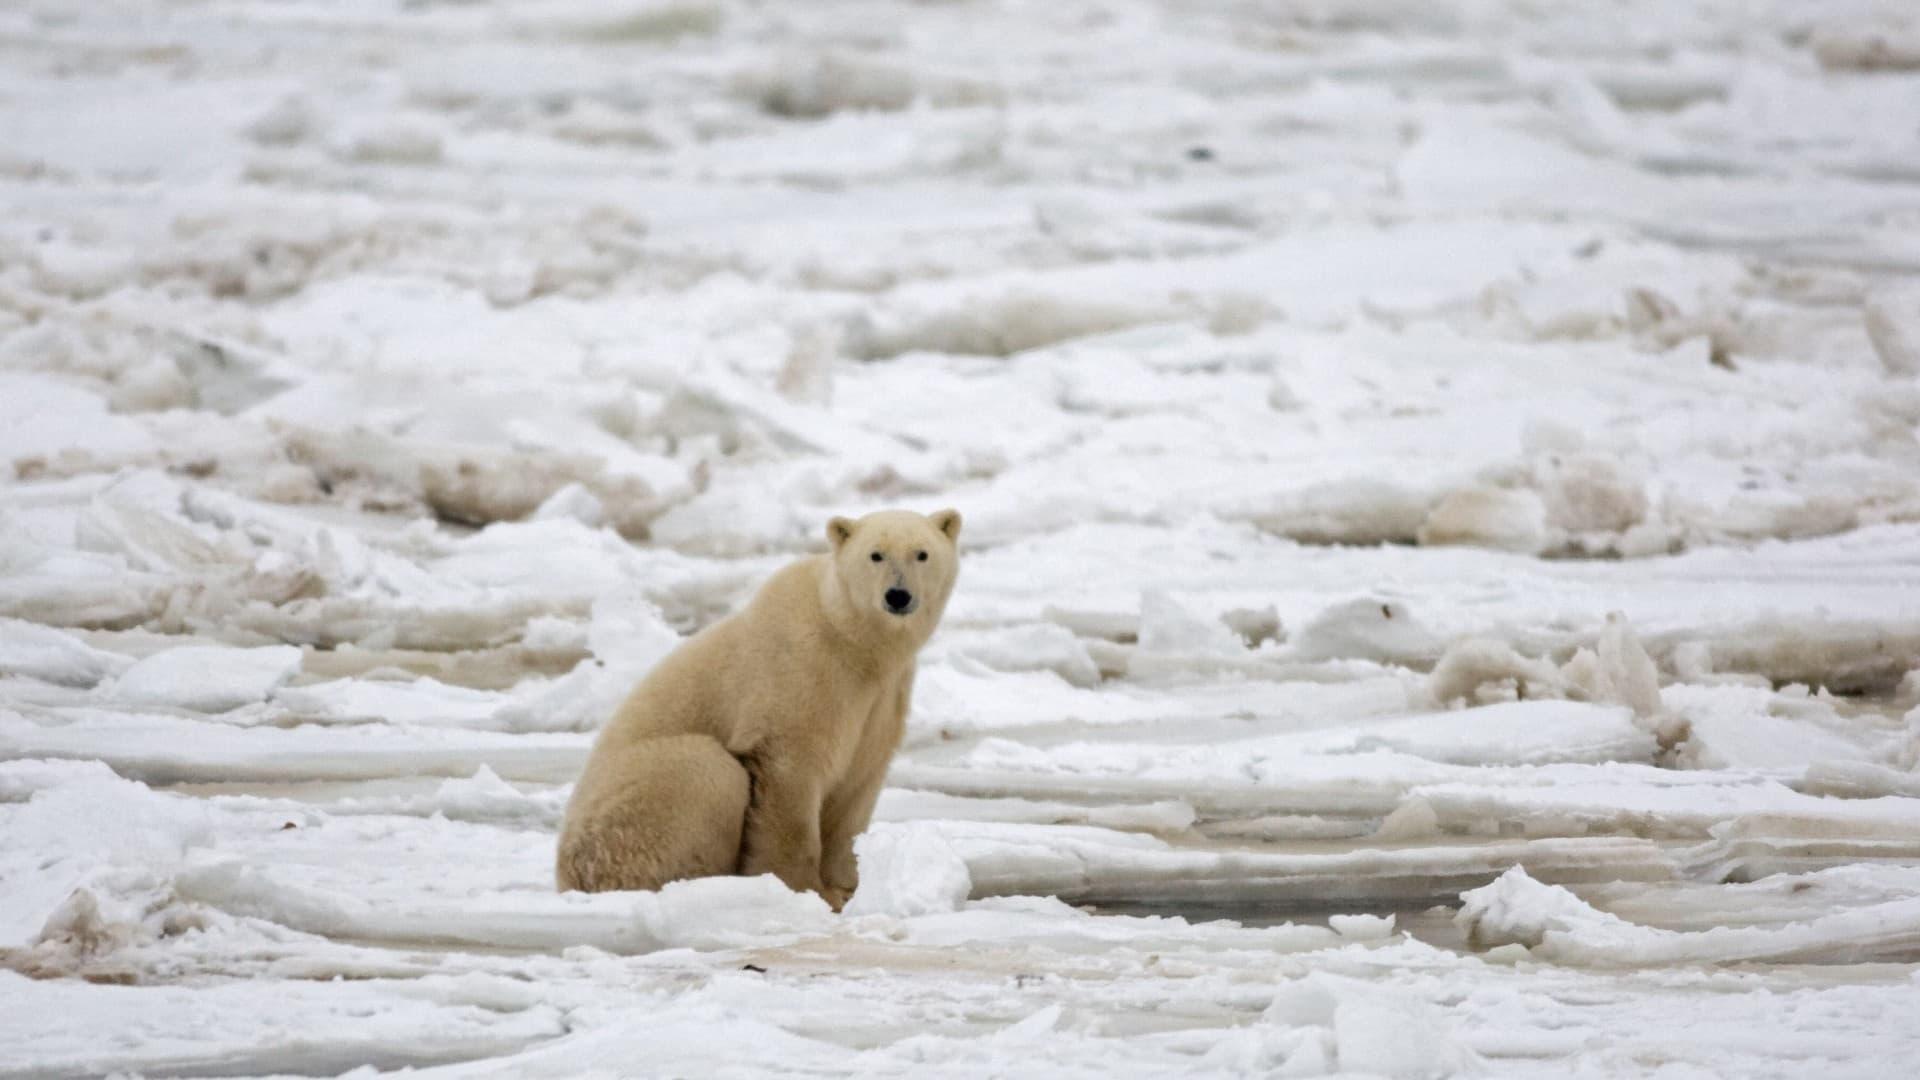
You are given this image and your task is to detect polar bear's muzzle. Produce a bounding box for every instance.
[884,588,917,616]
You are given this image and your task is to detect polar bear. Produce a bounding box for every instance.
[555,508,961,909]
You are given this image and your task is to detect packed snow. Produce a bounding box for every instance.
[4,0,1920,1076]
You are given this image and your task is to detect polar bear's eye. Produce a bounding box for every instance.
[916,551,928,562]
[870,551,883,562]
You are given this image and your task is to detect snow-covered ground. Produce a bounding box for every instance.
[5,0,1920,1075]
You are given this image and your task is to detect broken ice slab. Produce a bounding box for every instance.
[1576,864,1920,933]
[1460,866,1920,966]
[919,819,1674,907]
[175,860,835,955]
[0,974,567,1079]
[1412,773,1920,843]
[0,709,589,784]
[1681,811,1920,882]
[1799,759,1920,800]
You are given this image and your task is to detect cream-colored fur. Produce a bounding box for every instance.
[556,508,961,909]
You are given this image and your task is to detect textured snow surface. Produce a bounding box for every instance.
[5,0,1920,1076]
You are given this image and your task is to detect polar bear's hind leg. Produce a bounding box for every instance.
[555,734,750,893]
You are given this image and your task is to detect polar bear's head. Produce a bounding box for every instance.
[826,508,962,639]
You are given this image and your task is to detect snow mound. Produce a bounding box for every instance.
[844,823,974,918]
[111,645,302,713]
[1292,597,1440,665]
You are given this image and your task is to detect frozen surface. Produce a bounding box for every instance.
[5,0,1920,1076]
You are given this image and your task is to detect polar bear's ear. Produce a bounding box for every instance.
[827,516,856,550]
[930,508,962,542]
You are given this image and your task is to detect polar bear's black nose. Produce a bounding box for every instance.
[885,588,914,614]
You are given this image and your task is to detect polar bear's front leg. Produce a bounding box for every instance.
[819,770,885,910]
[739,756,828,899]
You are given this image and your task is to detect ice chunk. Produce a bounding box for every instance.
[1328,913,1396,941]
[1135,590,1242,657]
[1456,865,1627,950]
[935,623,1102,688]
[111,644,302,713]
[1428,637,1565,707]
[844,823,974,917]
[1664,684,1872,771]
[1418,487,1548,554]
[1460,865,1920,966]
[876,789,1198,833]
[885,815,1669,908]
[647,483,814,557]
[1332,978,1484,1077]
[1,770,214,949]
[337,121,444,165]
[1318,700,1654,767]
[1864,283,1920,376]
[516,0,723,43]
[531,483,608,528]
[1291,597,1440,665]
[743,52,1002,119]
[282,427,673,539]
[1239,480,1431,546]
[1261,974,1482,1077]
[493,585,680,732]
[1813,27,1920,73]
[1802,760,1920,800]
[775,322,837,406]
[643,874,835,948]
[1534,453,1648,535]
[429,765,536,819]
[1221,605,1283,648]
[0,759,122,803]
[243,94,315,145]
[848,289,1176,360]
[274,676,507,729]
[1709,615,1920,696]
[178,860,832,954]
[1560,613,1662,720]
[0,619,131,687]
[1,374,156,476]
